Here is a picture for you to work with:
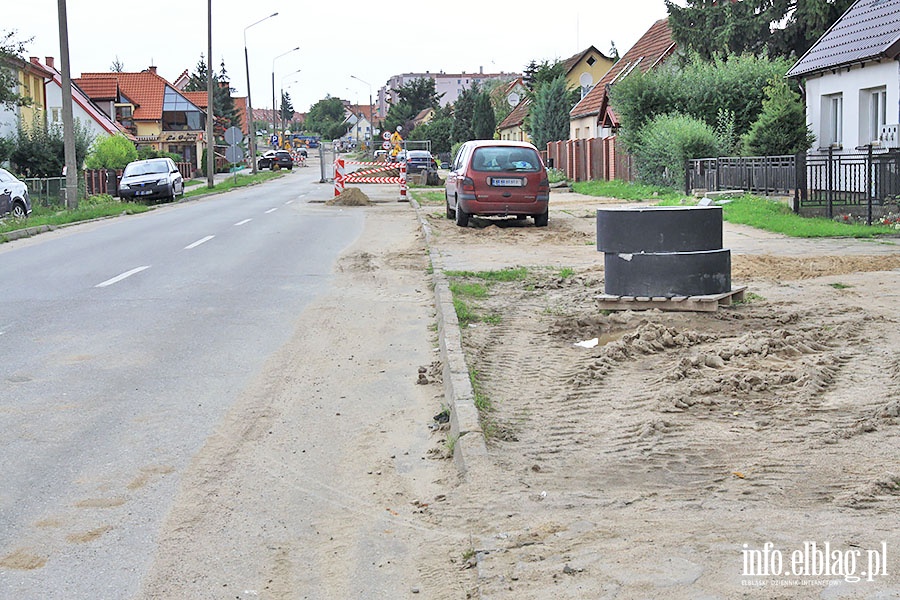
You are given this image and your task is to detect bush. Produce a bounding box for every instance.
[632,113,721,188]
[84,134,137,170]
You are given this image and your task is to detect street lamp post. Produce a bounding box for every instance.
[244,12,278,174]
[280,70,301,137]
[350,75,373,156]
[272,47,299,149]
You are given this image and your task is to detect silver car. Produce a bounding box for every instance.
[0,167,32,219]
[118,158,185,202]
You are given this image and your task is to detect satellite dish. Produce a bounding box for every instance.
[507,92,520,107]
[579,72,593,87]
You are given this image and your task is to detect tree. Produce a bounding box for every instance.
[742,76,815,155]
[110,56,125,72]
[11,115,93,177]
[383,77,443,135]
[609,52,793,151]
[279,91,294,127]
[184,55,241,134]
[304,96,347,139]
[527,75,571,150]
[84,134,138,169]
[409,105,453,154]
[0,30,32,110]
[665,0,855,60]
[472,91,496,140]
[450,83,479,144]
[631,112,721,188]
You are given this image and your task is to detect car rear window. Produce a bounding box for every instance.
[471,147,541,172]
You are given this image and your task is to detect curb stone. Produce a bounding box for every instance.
[410,197,490,479]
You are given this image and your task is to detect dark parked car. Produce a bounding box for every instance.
[118,158,185,203]
[0,167,32,219]
[405,150,437,174]
[445,140,550,227]
[258,150,294,170]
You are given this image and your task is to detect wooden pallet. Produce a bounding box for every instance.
[595,286,747,312]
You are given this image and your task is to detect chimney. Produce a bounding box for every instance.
[149,66,157,75]
[480,66,484,74]
[46,57,55,69]
[30,56,39,65]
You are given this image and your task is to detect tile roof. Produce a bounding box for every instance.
[499,97,530,130]
[570,19,676,120]
[182,91,208,108]
[78,69,171,120]
[787,0,900,77]
[72,76,117,99]
[34,58,133,139]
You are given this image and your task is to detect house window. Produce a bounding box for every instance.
[162,86,204,131]
[860,87,887,145]
[587,57,596,67]
[51,108,62,125]
[822,93,842,147]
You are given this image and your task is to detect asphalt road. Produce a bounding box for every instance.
[0,170,366,598]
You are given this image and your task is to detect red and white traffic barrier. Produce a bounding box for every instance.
[333,157,345,197]
[399,161,407,201]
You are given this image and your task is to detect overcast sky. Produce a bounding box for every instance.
[8,0,673,113]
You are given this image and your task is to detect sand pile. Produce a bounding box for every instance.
[327,187,371,206]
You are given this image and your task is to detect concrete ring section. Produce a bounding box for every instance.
[604,248,732,297]
[596,206,723,253]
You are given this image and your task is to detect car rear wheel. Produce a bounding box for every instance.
[534,210,549,227]
[455,199,469,227]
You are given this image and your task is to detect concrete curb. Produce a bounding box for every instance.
[410,198,490,479]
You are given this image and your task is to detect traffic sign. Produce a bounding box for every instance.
[382,141,391,150]
[225,126,243,145]
[382,131,391,141]
[225,146,244,163]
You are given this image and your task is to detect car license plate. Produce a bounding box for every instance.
[491,178,523,187]
[137,190,153,196]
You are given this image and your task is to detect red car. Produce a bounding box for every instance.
[444,140,550,227]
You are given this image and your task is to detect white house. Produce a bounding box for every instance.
[31,57,132,142]
[787,0,900,154]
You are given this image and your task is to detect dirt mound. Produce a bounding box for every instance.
[327,187,371,206]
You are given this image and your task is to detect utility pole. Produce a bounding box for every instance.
[57,0,77,209]
[244,13,278,174]
[206,0,214,188]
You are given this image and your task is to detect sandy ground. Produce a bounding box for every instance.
[413,189,900,599]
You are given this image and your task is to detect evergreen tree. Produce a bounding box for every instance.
[450,84,478,144]
[279,91,294,128]
[528,75,570,150]
[665,0,855,60]
[472,91,496,140]
[742,76,815,155]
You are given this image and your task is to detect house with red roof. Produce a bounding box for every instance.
[786,0,900,155]
[556,19,676,181]
[76,66,208,171]
[570,19,676,141]
[497,47,615,143]
[30,57,134,142]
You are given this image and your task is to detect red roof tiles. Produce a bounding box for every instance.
[78,70,171,120]
[570,19,676,124]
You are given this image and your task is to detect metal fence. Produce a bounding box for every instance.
[685,155,796,196]
[797,149,900,218]
[22,177,72,207]
[686,150,900,223]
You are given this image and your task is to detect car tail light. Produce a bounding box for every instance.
[539,176,550,191]
[461,177,475,192]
